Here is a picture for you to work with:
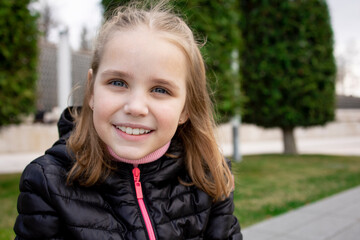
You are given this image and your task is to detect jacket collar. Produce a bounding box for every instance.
[110,137,185,180]
[57,107,76,138]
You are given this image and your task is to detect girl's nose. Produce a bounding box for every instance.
[123,92,149,117]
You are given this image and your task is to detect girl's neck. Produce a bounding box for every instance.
[108,141,171,167]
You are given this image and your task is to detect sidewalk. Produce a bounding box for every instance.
[220,135,360,157]
[243,185,360,240]
[0,152,42,174]
[1,135,360,173]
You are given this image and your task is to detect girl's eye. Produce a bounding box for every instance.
[152,87,169,94]
[110,80,127,87]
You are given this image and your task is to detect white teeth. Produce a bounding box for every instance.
[116,126,151,135]
[133,128,140,135]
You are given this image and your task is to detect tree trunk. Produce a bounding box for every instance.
[281,127,298,155]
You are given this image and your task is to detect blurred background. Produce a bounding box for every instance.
[1,1,360,239]
[0,0,359,157]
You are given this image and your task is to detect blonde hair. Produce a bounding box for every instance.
[67,0,233,201]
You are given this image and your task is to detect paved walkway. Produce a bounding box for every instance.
[1,135,360,173]
[0,152,42,174]
[221,135,360,157]
[243,186,360,240]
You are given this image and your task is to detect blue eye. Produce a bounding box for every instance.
[152,87,168,94]
[110,80,127,87]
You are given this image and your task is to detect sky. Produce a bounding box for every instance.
[326,0,360,96]
[31,0,360,96]
[327,0,360,53]
[30,0,103,50]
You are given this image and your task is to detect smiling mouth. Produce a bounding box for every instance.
[115,126,152,135]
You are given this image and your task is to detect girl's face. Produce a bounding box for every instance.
[89,28,188,160]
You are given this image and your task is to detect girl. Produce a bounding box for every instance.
[14,1,242,239]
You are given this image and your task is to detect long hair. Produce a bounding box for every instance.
[67,0,233,201]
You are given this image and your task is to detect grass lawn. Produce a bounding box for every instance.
[232,154,360,227]
[0,173,21,240]
[1,154,360,238]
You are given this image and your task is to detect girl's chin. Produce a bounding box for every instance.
[111,150,146,160]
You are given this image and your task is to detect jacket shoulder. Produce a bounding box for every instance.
[18,152,70,208]
[14,155,65,239]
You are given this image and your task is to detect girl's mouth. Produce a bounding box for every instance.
[115,126,152,135]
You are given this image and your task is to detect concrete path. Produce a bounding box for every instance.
[1,135,360,173]
[221,135,360,157]
[0,152,42,174]
[243,185,360,240]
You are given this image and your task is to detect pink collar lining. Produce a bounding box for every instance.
[108,141,171,166]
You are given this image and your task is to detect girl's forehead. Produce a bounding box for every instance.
[98,28,188,81]
[106,26,184,50]
[102,28,188,64]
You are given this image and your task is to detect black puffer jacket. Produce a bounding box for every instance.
[14,109,242,239]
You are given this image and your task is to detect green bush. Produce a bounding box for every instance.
[0,0,38,127]
[239,0,336,153]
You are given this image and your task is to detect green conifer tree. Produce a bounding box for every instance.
[0,0,38,126]
[240,0,336,154]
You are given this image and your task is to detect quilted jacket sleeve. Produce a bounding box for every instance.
[204,192,243,240]
[14,161,64,240]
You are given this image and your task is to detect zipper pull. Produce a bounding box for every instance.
[132,167,156,240]
[132,167,143,199]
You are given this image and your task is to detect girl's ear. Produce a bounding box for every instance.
[88,69,94,110]
[179,110,189,125]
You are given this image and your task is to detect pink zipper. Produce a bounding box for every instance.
[132,167,156,240]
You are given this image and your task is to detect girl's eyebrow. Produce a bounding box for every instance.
[101,69,134,78]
